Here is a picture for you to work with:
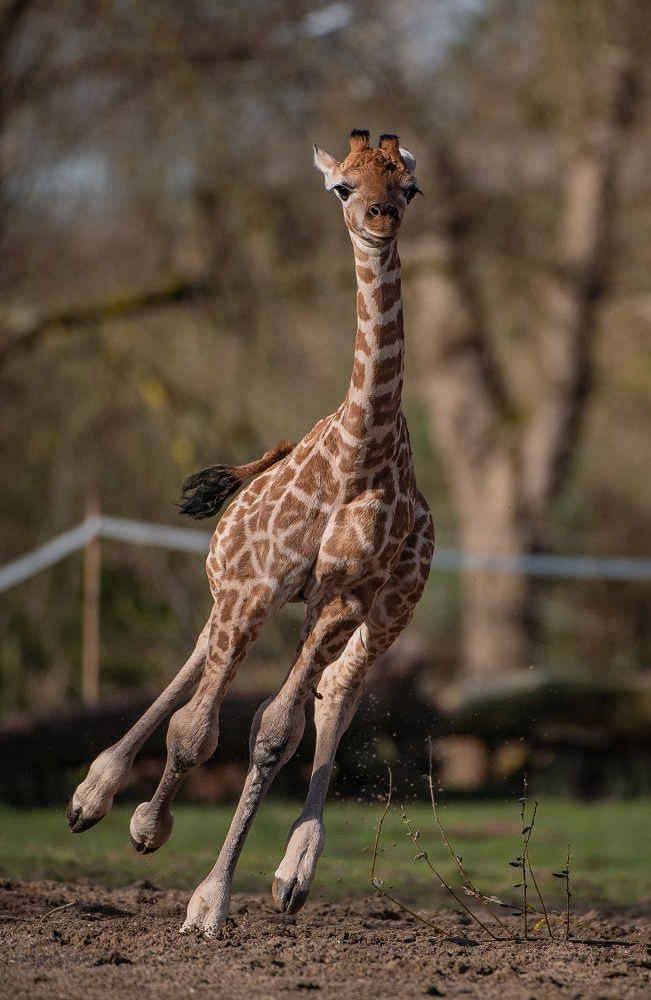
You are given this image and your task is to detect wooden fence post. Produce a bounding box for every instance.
[81,498,101,706]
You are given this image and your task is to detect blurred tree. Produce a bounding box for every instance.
[408,0,648,683]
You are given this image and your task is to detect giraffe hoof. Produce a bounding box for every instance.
[272,876,310,915]
[66,800,104,834]
[129,832,158,855]
[128,802,174,854]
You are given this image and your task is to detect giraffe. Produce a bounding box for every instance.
[67,129,435,936]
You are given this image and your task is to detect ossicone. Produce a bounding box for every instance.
[349,129,370,151]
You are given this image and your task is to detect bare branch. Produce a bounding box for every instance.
[0,276,214,370]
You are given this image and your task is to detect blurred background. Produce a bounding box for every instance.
[1,0,650,805]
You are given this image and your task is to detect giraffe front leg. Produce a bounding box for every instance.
[273,504,434,913]
[67,617,211,834]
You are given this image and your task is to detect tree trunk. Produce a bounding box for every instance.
[410,230,529,682]
[411,52,639,685]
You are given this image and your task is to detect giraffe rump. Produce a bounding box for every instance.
[178,439,295,520]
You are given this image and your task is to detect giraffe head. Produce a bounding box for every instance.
[314,129,420,248]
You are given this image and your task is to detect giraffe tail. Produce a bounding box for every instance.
[177,439,295,520]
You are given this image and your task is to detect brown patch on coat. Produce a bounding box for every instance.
[351,356,367,390]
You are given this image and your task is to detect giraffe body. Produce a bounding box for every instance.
[67,130,434,936]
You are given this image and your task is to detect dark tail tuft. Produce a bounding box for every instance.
[177,439,296,521]
[177,465,243,520]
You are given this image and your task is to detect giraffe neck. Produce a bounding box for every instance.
[339,235,405,452]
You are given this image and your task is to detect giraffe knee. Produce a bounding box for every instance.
[166,702,219,773]
[251,732,297,772]
[249,700,305,773]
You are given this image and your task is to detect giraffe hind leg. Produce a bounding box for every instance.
[128,581,283,855]
[66,615,212,834]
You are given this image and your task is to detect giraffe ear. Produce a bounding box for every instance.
[399,146,417,175]
[313,145,340,187]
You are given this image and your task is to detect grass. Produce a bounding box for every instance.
[0,796,648,909]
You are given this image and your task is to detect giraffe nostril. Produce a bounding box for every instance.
[368,203,399,220]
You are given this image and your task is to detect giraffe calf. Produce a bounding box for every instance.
[68,130,434,937]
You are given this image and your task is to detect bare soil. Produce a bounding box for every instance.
[1,878,650,1000]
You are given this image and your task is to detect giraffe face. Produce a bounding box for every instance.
[314,130,420,248]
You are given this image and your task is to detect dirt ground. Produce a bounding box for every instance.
[1,878,650,1000]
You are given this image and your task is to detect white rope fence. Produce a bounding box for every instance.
[2,514,651,594]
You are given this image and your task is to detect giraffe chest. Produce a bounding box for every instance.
[313,428,418,585]
[312,482,415,587]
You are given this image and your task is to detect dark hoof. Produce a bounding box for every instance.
[129,832,157,855]
[66,800,104,834]
[272,877,310,915]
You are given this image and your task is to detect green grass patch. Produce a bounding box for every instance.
[0,797,648,909]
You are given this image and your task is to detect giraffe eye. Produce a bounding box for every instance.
[333,185,351,201]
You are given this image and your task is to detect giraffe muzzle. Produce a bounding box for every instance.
[367,202,400,220]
